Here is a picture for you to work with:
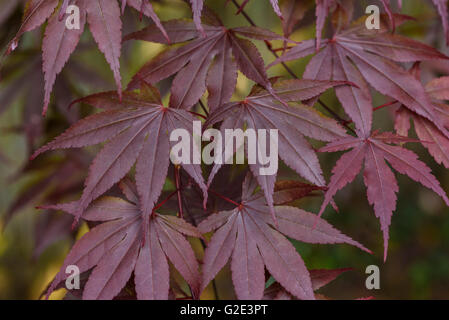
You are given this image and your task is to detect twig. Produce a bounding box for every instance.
[198,99,209,117]
[189,111,208,120]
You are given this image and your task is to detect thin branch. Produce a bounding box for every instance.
[198,99,209,117]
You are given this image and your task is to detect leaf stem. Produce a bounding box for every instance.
[209,189,241,207]
[189,111,208,120]
[152,190,178,214]
[198,99,209,116]
[373,100,398,112]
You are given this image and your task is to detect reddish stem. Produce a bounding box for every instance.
[235,0,250,15]
[344,100,399,125]
[209,189,241,207]
[272,46,295,52]
[189,111,207,120]
[373,100,398,112]
[152,190,178,214]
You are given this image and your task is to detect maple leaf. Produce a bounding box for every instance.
[31,83,208,229]
[124,8,293,111]
[122,1,169,39]
[34,209,75,259]
[278,0,368,51]
[319,130,449,261]
[258,0,362,50]
[4,0,170,115]
[269,13,449,139]
[189,0,205,35]
[165,164,326,230]
[204,78,349,222]
[281,0,388,52]
[43,183,202,300]
[263,267,352,300]
[432,0,449,45]
[279,0,312,40]
[315,0,335,50]
[395,64,449,168]
[198,172,370,300]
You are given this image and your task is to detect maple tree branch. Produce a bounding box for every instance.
[230,0,355,135]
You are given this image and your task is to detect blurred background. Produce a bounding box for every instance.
[0,0,448,299]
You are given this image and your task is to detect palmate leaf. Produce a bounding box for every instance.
[315,0,335,50]
[199,172,370,300]
[31,83,207,230]
[432,0,449,45]
[279,0,312,39]
[4,0,170,115]
[280,0,395,52]
[395,65,449,168]
[238,0,353,50]
[204,78,349,222]
[263,267,352,300]
[270,15,449,138]
[319,130,449,261]
[44,184,202,300]
[124,9,292,111]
